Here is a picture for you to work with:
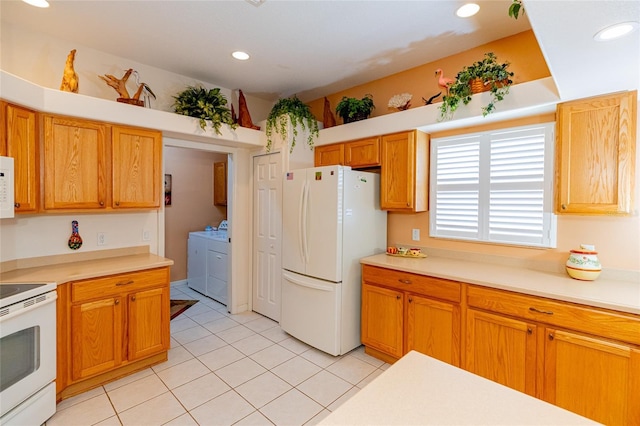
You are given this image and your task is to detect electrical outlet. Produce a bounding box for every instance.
[412,228,420,241]
[142,230,151,241]
[97,232,107,246]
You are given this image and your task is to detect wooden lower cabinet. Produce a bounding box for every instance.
[465,309,537,396]
[58,267,170,400]
[361,283,403,358]
[543,328,640,425]
[361,265,461,365]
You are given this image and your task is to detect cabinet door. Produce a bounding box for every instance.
[43,115,108,209]
[5,103,39,212]
[214,161,227,206]
[544,328,640,425]
[380,130,428,212]
[406,294,460,366]
[556,91,637,215]
[112,126,162,208]
[361,283,403,358]
[70,296,123,381]
[128,287,170,361]
[314,144,344,167]
[466,309,537,396]
[345,137,380,168]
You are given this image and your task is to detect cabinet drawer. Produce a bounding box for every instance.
[71,268,169,303]
[467,285,640,346]
[207,250,228,281]
[207,239,228,254]
[362,265,461,303]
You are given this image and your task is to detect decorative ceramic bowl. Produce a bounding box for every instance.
[566,244,601,281]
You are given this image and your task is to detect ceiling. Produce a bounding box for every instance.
[1,1,638,103]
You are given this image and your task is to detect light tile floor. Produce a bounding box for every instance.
[46,283,390,426]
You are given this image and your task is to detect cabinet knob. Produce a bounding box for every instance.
[406,202,410,207]
[131,295,136,301]
[115,201,120,206]
[561,203,567,210]
[114,299,120,305]
[408,297,413,303]
[548,333,554,341]
[99,201,104,206]
[14,202,20,208]
[527,328,533,334]
[396,295,401,300]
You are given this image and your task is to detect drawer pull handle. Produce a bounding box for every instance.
[216,255,222,259]
[116,280,134,286]
[529,307,553,315]
[398,279,412,285]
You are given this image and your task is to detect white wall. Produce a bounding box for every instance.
[0,22,273,122]
[0,212,160,261]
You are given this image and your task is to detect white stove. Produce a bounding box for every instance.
[0,281,57,425]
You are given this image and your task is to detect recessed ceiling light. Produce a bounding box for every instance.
[21,0,49,7]
[594,21,639,41]
[245,0,265,7]
[456,3,480,18]
[232,51,250,61]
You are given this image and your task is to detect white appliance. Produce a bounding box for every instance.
[0,156,15,219]
[0,282,57,425]
[281,165,387,356]
[187,230,229,305]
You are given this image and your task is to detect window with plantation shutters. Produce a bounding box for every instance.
[430,123,557,248]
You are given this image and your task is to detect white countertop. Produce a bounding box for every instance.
[361,253,640,315]
[320,351,597,425]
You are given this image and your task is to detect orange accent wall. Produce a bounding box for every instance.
[308,30,550,125]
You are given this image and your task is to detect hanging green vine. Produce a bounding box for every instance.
[265,96,319,153]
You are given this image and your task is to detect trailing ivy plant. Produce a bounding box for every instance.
[439,52,514,120]
[266,96,319,153]
[508,0,524,19]
[173,85,237,135]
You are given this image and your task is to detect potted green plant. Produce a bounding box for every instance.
[439,52,514,120]
[335,94,375,124]
[266,95,319,153]
[173,85,237,135]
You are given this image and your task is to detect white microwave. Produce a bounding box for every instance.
[0,156,15,219]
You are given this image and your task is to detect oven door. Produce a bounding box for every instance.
[0,291,57,418]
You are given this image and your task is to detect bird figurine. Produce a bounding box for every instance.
[435,69,455,95]
[422,92,442,105]
[60,49,79,93]
[132,70,156,107]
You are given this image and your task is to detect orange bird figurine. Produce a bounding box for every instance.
[435,68,455,95]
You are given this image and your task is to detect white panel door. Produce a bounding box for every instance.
[252,153,282,321]
[305,166,342,282]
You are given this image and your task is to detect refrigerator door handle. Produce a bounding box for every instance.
[297,180,306,265]
[283,272,334,292]
[301,180,310,264]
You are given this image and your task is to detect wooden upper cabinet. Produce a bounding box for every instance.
[43,115,109,210]
[344,137,380,168]
[112,125,162,208]
[380,130,429,212]
[556,91,637,215]
[315,144,344,167]
[3,102,39,212]
[213,161,227,206]
[314,137,380,168]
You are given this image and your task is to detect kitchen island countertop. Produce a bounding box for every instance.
[361,253,640,315]
[320,350,597,425]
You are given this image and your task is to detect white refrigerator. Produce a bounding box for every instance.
[281,165,387,356]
